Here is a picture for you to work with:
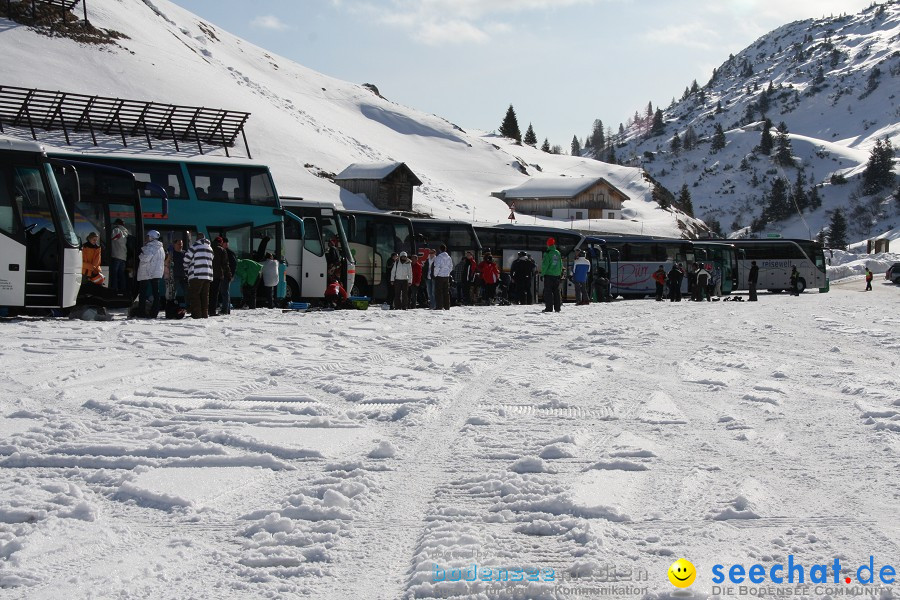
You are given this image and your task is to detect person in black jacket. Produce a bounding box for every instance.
[510,251,535,304]
[210,236,233,316]
[667,264,684,302]
[748,261,759,301]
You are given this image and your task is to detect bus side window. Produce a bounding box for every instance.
[0,172,20,236]
[303,218,324,256]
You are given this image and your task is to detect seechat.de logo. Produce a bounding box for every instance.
[668,558,697,588]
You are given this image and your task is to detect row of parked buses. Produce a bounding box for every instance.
[0,137,829,314]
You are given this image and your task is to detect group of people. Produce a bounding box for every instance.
[651,261,724,302]
[80,223,281,319]
[380,237,608,313]
[384,244,455,310]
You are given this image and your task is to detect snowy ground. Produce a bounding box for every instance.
[1,280,899,599]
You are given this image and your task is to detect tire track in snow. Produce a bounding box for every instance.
[316,328,583,600]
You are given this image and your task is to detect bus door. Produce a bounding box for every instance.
[0,168,26,307]
[606,247,621,296]
[213,222,253,299]
[252,221,285,298]
[300,217,327,298]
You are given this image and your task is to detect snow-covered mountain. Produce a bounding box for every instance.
[612,1,900,243]
[0,0,700,237]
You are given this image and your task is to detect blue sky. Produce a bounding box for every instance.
[173,0,872,147]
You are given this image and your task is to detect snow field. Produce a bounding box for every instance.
[0,280,897,598]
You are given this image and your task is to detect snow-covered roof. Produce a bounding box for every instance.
[502,176,623,200]
[334,161,407,181]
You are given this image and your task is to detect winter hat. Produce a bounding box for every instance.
[214,236,224,245]
[147,230,160,240]
[518,251,527,257]
[547,237,555,246]
[400,251,408,257]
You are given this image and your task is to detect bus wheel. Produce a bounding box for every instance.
[797,278,806,293]
[285,277,301,305]
[352,276,369,299]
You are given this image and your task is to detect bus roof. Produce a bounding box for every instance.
[46,149,271,169]
[411,218,476,225]
[487,223,585,236]
[0,136,44,154]
[728,238,820,244]
[280,197,338,209]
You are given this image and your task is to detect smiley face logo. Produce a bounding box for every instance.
[668,558,696,588]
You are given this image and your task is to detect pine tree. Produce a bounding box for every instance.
[808,185,822,210]
[828,208,848,249]
[758,89,770,116]
[540,138,550,152]
[711,123,726,152]
[759,119,774,155]
[683,125,697,151]
[523,123,537,147]
[571,135,582,156]
[715,100,723,114]
[606,145,617,164]
[862,137,896,195]
[792,170,808,212]
[499,105,522,143]
[677,184,694,217]
[670,131,682,155]
[774,122,795,166]
[690,80,699,95]
[765,178,790,222]
[650,109,665,137]
[591,120,605,152]
[653,182,671,209]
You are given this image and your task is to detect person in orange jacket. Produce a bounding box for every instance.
[652,265,666,301]
[82,232,105,285]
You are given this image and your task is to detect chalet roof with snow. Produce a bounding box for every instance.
[501,176,628,201]
[334,161,422,185]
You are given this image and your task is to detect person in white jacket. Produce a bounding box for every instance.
[136,230,166,318]
[433,244,454,310]
[390,251,413,310]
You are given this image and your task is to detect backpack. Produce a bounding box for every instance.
[165,300,186,320]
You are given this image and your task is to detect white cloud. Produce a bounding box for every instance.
[641,22,720,50]
[250,15,289,31]
[334,0,600,45]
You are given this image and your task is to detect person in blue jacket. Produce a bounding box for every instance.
[571,250,591,305]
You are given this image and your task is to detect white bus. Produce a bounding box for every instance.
[0,137,81,313]
[280,199,355,301]
[599,236,695,298]
[729,239,829,293]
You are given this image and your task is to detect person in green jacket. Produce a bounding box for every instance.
[541,237,563,313]
[236,258,263,309]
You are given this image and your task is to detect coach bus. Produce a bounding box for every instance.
[336,210,414,302]
[729,238,828,293]
[1,137,81,312]
[599,236,695,298]
[48,153,287,304]
[280,199,356,302]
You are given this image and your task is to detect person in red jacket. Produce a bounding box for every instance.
[324,275,348,308]
[410,252,424,308]
[652,265,667,301]
[478,253,501,306]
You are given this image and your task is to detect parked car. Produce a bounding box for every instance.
[886,263,900,284]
